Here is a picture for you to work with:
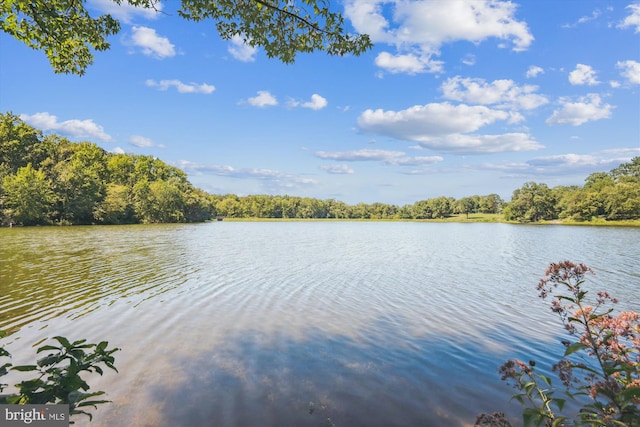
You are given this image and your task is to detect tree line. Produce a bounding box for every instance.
[1,112,639,226]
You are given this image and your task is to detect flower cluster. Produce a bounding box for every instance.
[477,261,639,427]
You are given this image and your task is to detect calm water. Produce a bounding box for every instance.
[1,222,638,427]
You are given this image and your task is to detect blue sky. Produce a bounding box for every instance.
[1,0,639,205]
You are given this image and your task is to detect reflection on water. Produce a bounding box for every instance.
[0,223,638,426]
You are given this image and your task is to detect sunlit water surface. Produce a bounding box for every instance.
[1,222,638,426]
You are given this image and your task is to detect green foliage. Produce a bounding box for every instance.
[0,113,214,225]
[0,0,121,75]
[0,333,119,421]
[476,261,640,427]
[1,0,372,75]
[2,163,54,225]
[503,182,558,223]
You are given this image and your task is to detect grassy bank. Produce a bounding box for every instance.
[221,214,640,226]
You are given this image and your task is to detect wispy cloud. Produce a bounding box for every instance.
[228,35,258,62]
[314,149,443,166]
[479,150,638,178]
[177,161,318,191]
[320,164,355,174]
[568,64,600,86]
[145,79,215,94]
[546,94,613,126]
[562,9,601,28]
[130,26,175,58]
[20,112,111,141]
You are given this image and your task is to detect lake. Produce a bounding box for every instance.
[1,222,638,426]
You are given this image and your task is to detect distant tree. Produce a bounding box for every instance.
[478,194,504,214]
[1,0,372,75]
[427,196,453,219]
[503,182,558,222]
[326,199,349,219]
[458,196,478,219]
[94,183,135,224]
[584,171,615,192]
[52,142,107,224]
[411,200,432,219]
[611,156,640,181]
[2,164,54,225]
[0,112,44,177]
[216,195,243,218]
[603,182,640,220]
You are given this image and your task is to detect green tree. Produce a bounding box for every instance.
[0,112,45,177]
[215,195,243,218]
[2,164,54,225]
[603,182,640,220]
[458,196,478,219]
[94,183,135,224]
[411,200,432,219]
[611,156,640,182]
[52,142,107,224]
[1,0,372,75]
[478,194,504,214]
[427,196,453,219]
[503,182,558,223]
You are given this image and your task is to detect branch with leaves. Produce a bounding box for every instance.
[0,333,119,422]
[0,0,372,75]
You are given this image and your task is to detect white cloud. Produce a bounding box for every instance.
[359,103,507,137]
[440,76,548,110]
[525,65,544,78]
[129,135,164,148]
[131,26,175,58]
[89,0,162,23]
[568,64,600,86]
[246,91,278,107]
[315,149,443,166]
[320,164,355,174]
[618,4,640,33]
[111,146,126,154]
[546,94,614,126]
[357,103,542,153]
[345,0,533,74]
[228,35,258,62]
[145,79,215,94]
[616,60,640,84]
[374,52,443,74]
[289,94,328,110]
[20,112,111,141]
